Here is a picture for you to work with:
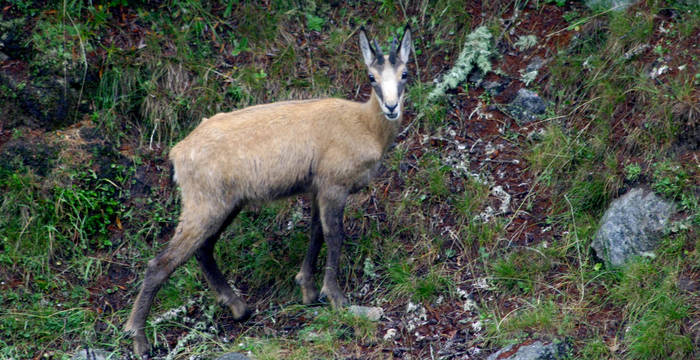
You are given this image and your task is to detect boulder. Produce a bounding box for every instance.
[591,188,675,267]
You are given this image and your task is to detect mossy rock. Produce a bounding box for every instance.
[0,69,88,129]
[0,136,57,177]
[0,17,30,60]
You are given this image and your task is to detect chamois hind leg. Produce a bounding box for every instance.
[317,188,349,308]
[295,194,323,304]
[195,206,250,320]
[124,202,237,357]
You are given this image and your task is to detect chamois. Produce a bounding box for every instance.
[125,26,413,356]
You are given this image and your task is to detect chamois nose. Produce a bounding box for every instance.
[386,103,398,113]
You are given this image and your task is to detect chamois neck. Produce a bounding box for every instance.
[364,89,401,152]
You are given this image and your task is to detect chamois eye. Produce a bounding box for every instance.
[401,71,408,80]
[368,74,376,83]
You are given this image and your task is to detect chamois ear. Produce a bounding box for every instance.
[359,27,375,67]
[398,26,412,64]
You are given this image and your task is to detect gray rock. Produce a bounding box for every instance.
[585,0,637,11]
[215,353,251,360]
[678,276,700,293]
[525,56,545,73]
[487,340,568,360]
[469,69,484,87]
[508,88,546,124]
[71,348,112,360]
[483,79,508,95]
[592,188,675,267]
[348,305,384,321]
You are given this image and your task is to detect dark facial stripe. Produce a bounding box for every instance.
[373,84,384,102]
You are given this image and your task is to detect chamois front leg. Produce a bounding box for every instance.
[295,195,323,304]
[318,189,349,308]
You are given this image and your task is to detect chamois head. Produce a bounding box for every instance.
[359,26,412,121]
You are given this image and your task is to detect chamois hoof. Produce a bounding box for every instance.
[295,272,320,305]
[299,283,320,305]
[130,335,151,359]
[229,303,252,322]
[302,288,320,305]
[235,307,253,322]
[320,287,348,309]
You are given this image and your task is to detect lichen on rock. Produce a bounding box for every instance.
[592,187,676,267]
[428,26,493,101]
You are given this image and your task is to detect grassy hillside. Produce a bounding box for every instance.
[0,0,698,359]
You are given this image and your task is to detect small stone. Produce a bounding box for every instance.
[301,331,322,341]
[471,320,483,333]
[623,44,650,60]
[215,353,252,360]
[585,0,638,12]
[527,128,547,142]
[71,348,111,360]
[525,56,545,72]
[483,80,507,95]
[487,339,569,360]
[507,88,546,125]
[463,298,478,312]
[383,328,398,341]
[650,65,669,79]
[678,276,700,293]
[468,70,484,87]
[491,185,511,214]
[349,305,384,321]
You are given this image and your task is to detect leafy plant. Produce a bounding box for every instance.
[305,13,325,32]
[545,0,567,6]
[624,163,642,181]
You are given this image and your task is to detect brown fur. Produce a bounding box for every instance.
[125,28,411,357]
[171,94,397,205]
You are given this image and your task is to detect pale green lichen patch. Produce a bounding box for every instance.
[427,26,493,102]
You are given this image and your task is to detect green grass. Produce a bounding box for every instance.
[611,259,694,359]
[491,247,553,294]
[487,298,573,346]
[386,260,451,302]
